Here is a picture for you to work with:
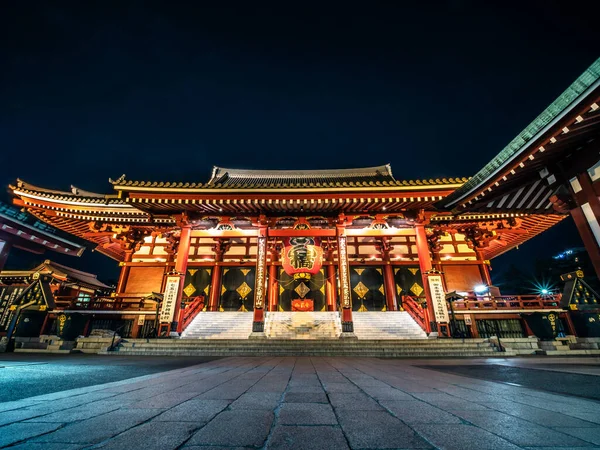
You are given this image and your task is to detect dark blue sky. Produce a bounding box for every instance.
[2,1,598,282]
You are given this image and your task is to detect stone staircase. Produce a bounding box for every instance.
[100,338,499,357]
[180,312,253,339]
[264,312,342,339]
[353,312,428,339]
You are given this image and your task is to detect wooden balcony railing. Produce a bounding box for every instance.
[451,294,562,311]
[53,295,156,311]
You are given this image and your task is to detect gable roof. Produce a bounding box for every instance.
[109,164,468,190]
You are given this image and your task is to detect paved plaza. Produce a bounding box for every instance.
[0,356,600,449]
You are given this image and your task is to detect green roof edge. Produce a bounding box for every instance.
[440,57,600,210]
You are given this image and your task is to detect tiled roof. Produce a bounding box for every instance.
[440,57,600,210]
[109,165,469,190]
[11,180,127,205]
[0,260,110,290]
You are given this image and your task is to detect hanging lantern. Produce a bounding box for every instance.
[281,237,323,280]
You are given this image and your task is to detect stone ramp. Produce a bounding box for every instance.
[352,312,428,339]
[264,312,342,339]
[102,338,499,357]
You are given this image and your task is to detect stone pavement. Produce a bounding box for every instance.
[0,357,599,449]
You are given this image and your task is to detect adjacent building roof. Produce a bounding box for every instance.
[0,201,85,257]
[440,57,600,211]
[0,260,111,290]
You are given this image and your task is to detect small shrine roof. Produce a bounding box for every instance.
[0,260,111,290]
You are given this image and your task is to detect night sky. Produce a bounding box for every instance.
[2,2,599,284]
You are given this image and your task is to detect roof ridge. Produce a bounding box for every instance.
[210,164,394,179]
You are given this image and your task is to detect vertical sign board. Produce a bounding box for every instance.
[0,286,25,332]
[427,275,449,323]
[160,276,180,323]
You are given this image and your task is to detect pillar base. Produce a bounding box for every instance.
[252,321,265,333]
[339,332,358,340]
[249,332,267,339]
[341,321,354,333]
[428,332,439,339]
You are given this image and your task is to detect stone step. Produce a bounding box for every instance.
[180,312,253,339]
[353,312,427,340]
[103,349,497,357]
[119,341,492,347]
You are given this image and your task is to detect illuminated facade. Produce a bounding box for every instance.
[7,57,600,340]
[9,165,565,337]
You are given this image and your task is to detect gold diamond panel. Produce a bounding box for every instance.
[187,269,198,276]
[409,268,419,275]
[236,282,252,299]
[183,283,197,297]
[353,281,369,299]
[241,269,251,276]
[294,282,310,299]
[379,285,385,295]
[410,282,424,296]
[203,285,210,296]
[354,268,365,275]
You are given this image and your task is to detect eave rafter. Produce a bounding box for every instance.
[448,93,600,212]
[124,190,455,215]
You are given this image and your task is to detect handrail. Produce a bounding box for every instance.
[452,294,562,311]
[177,295,205,333]
[402,295,430,333]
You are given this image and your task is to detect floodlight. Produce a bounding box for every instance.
[473,284,488,294]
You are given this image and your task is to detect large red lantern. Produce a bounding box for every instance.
[281,236,323,280]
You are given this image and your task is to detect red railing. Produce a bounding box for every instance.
[177,295,205,333]
[402,295,431,333]
[452,294,562,311]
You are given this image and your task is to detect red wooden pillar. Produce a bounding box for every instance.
[337,222,354,333]
[268,244,279,312]
[208,264,222,311]
[378,237,397,311]
[268,264,278,311]
[171,224,192,333]
[476,250,493,286]
[383,264,397,311]
[569,172,600,279]
[116,250,133,294]
[252,226,268,332]
[415,223,437,334]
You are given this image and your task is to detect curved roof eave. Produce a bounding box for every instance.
[438,57,600,211]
